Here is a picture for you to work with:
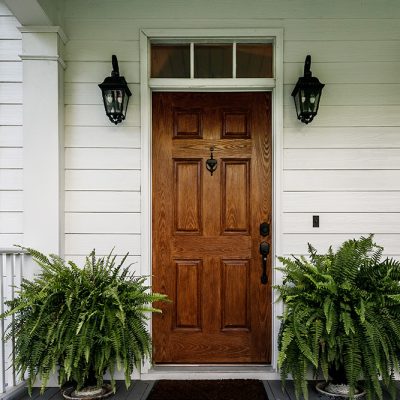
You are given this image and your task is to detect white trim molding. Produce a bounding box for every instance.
[19,55,67,69]
[18,26,68,44]
[139,27,284,380]
[20,26,66,257]
[149,78,276,91]
[18,26,68,69]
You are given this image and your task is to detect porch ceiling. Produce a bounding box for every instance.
[4,0,62,26]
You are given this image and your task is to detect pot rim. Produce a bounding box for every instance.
[315,382,366,399]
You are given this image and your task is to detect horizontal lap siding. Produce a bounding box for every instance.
[63,1,400,261]
[64,26,142,261]
[64,1,400,19]
[0,1,22,248]
[281,17,400,257]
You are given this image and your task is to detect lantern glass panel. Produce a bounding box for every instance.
[122,91,129,118]
[102,89,130,121]
[103,90,115,114]
[293,91,301,118]
[301,89,317,114]
[115,90,123,113]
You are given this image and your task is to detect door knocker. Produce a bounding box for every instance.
[206,146,218,176]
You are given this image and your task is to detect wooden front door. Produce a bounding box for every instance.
[152,92,272,364]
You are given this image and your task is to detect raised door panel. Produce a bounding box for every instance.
[222,109,251,139]
[174,260,202,331]
[221,159,250,234]
[173,109,203,138]
[174,159,202,234]
[221,260,250,331]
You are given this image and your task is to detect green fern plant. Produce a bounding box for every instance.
[276,235,400,400]
[1,248,168,394]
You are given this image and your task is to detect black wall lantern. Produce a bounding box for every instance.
[291,55,325,124]
[99,55,132,125]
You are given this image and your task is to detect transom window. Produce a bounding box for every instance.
[151,41,273,79]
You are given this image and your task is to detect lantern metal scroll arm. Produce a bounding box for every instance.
[111,54,119,77]
[99,55,132,125]
[291,55,325,124]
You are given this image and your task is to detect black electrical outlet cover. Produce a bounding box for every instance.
[313,215,319,228]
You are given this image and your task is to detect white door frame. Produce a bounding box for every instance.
[139,28,284,380]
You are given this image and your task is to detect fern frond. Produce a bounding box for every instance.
[2,248,169,393]
[275,235,400,400]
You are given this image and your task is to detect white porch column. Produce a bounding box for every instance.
[19,26,67,256]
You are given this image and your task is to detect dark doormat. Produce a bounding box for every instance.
[146,379,269,400]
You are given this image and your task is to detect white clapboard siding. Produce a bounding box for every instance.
[284,106,400,128]
[284,41,400,63]
[0,105,22,125]
[65,104,140,127]
[66,254,141,271]
[65,18,140,40]
[64,18,285,40]
[284,170,400,191]
[0,83,22,104]
[65,148,141,170]
[283,19,400,41]
[0,126,23,146]
[61,1,400,264]
[0,39,21,61]
[0,212,22,233]
[0,61,21,83]
[0,148,23,168]
[64,40,139,62]
[65,61,140,84]
[284,62,400,84]
[284,127,400,149]
[65,126,141,148]
[65,191,140,212]
[65,212,141,234]
[283,192,400,213]
[64,0,400,19]
[0,170,22,190]
[65,83,140,105]
[65,234,141,255]
[0,234,22,247]
[0,191,23,211]
[0,16,20,38]
[65,170,141,191]
[284,149,400,170]
[0,4,23,249]
[282,233,400,255]
[64,18,400,41]
[283,84,400,106]
[283,213,400,234]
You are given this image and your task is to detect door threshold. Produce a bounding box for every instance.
[141,365,279,381]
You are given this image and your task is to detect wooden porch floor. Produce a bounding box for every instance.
[6,380,400,400]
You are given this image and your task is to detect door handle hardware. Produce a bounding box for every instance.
[206,146,217,176]
[260,222,270,237]
[259,241,270,285]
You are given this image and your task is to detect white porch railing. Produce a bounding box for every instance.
[0,248,28,397]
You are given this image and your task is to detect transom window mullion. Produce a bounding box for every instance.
[190,42,194,79]
[232,42,237,79]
